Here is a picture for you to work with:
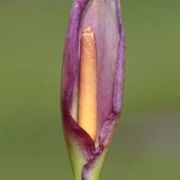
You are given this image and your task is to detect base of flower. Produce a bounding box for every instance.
[72,149,108,180]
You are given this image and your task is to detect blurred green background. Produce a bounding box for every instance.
[0,0,180,179]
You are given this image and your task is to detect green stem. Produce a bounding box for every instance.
[73,164,101,180]
[72,150,108,180]
[73,172,100,180]
[68,139,108,180]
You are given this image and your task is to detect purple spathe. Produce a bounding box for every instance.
[61,0,125,179]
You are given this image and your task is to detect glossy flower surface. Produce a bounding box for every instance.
[61,0,125,179]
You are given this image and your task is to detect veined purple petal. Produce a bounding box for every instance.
[61,0,125,178]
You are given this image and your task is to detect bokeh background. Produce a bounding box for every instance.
[0,0,180,179]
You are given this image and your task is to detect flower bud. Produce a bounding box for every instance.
[61,0,125,179]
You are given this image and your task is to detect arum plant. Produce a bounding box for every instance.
[61,0,125,180]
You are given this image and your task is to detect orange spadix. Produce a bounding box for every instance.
[78,27,97,141]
